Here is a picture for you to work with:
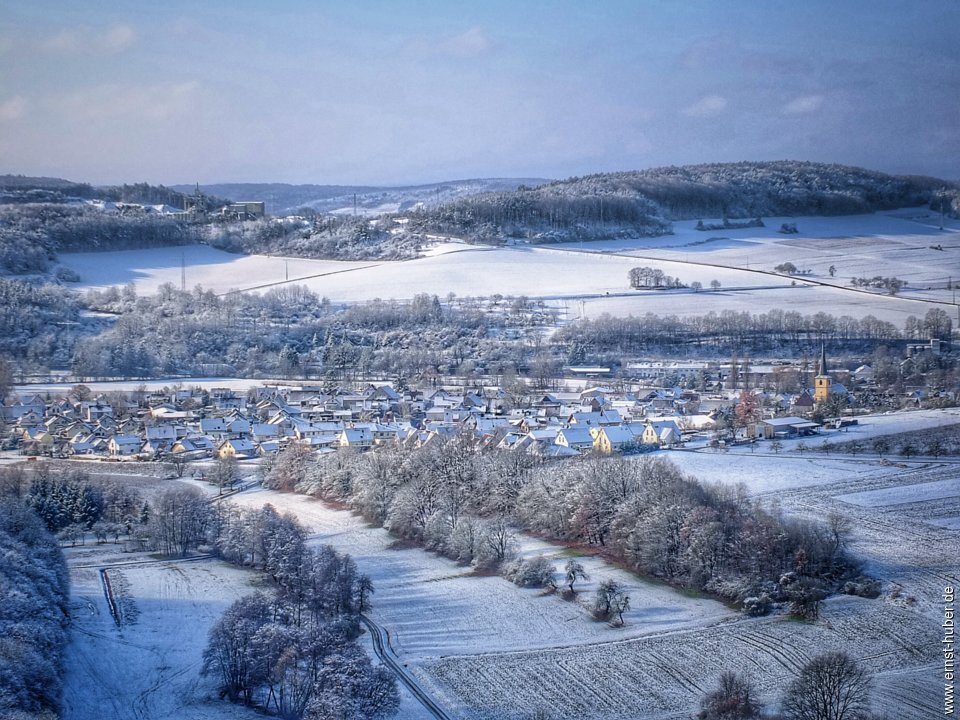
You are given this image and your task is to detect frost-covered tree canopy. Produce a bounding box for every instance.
[0,495,70,720]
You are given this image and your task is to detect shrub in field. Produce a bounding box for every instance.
[698,670,761,719]
[741,594,772,617]
[843,576,881,599]
[503,555,557,588]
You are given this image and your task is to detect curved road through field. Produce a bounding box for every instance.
[360,614,454,720]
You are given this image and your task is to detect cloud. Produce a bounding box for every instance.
[408,26,492,59]
[42,23,137,55]
[682,94,728,117]
[783,94,825,115]
[0,96,27,121]
[43,29,82,53]
[101,23,137,53]
[439,27,491,57]
[52,81,200,122]
[679,34,739,71]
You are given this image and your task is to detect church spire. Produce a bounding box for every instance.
[813,343,831,404]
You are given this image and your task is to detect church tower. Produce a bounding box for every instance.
[813,343,831,403]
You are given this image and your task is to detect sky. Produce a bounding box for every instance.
[1,0,958,186]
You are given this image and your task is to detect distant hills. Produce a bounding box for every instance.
[0,175,230,209]
[410,161,960,243]
[535,161,953,219]
[171,178,552,215]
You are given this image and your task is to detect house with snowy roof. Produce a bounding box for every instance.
[555,426,594,452]
[590,425,636,454]
[218,438,257,459]
[108,435,142,457]
[339,427,373,449]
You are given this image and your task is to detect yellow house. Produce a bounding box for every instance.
[640,420,681,447]
[590,426,635,454]
[218,438,257,459]
[21,428,55,453]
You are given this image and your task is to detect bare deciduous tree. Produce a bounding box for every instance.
[780,651,872,720]
[698,670,761,719]
[564,559,589,595]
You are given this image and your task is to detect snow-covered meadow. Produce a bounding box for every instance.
[61,550,261,720]
[222,485,736,660]
[57,210,960,324]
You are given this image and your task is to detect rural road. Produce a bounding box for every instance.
[360,614,454,720]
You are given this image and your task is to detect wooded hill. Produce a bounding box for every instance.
[0,175,230,209]
[412,161,958,243]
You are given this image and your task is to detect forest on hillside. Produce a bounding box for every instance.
[410,161,958,243]
[0,204,208,274]
[0,495,70,720]
[1,163,956,270]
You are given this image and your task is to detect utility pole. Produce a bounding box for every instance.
[181,251,186,292]
[353,193,357,217]
[285,260,289,281]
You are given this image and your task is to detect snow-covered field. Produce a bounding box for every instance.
[56,210,960,323]
[58,404,960,720]
[421,436,957,718]
[223,487,736,661]
[61,549,261,720]
[420,596,941,720]
[836,477,960,507]
[60,501,434,720]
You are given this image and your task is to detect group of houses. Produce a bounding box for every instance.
[3,349,898,461]
[2,381,708,462]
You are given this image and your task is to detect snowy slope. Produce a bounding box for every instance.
[57,210,959,324]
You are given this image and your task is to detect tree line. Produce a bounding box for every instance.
[261,439,868,615]
[0,270,950,387]
[207,215,424,261]
[202,505,398,720]
[556,308,914,360]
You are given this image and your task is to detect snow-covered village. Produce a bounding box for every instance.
[2,3,960,720]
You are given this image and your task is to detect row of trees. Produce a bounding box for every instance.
[849,275,908,295]
[201,507,397,719]
[264,439,862,611]
[628,266,685,289]
[558,306,955,360]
